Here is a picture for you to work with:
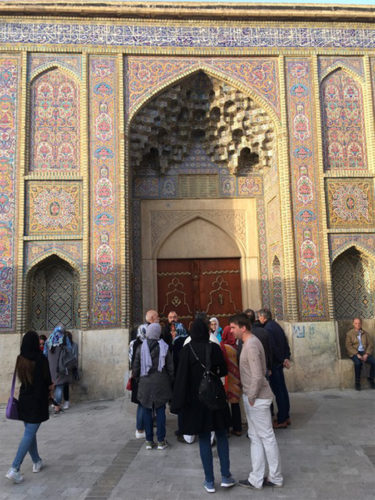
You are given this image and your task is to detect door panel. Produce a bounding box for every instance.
[157,258,242,328]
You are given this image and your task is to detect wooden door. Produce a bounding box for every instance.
[157,258,242,328]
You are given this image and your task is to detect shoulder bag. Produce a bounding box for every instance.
[6,364,20,420]
[189,342,227,411]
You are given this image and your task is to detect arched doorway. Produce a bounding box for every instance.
[129,70,277,323]
[157,217,243,327]
[332,247,375,320]
[27,255,80,332]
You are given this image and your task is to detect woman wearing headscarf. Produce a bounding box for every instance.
[209,317,223,343]
[44,325,72,415]
[220,325,242,436]
[6,331,53,484]
[132,323,174,450]
[171,319,235,493]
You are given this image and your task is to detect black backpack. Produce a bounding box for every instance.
[189,342,227,411]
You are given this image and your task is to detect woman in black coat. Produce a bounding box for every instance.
[6,330,53,484]
[171,319,235,493]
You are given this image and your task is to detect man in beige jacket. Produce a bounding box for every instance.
[230,313,283,490]
[345,317,375,391]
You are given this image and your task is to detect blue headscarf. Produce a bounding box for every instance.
[44,326,71,355]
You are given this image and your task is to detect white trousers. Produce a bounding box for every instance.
[242,395,283,488]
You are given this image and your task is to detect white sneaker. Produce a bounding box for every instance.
[63,401,70,410]
[135,430,145,439]
[33,460,43,473]
[6,468,24,484]
[157,440,168,450]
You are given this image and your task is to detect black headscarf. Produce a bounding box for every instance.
[20,330,41,361]
[189,318,209,343]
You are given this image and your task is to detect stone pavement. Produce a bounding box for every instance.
[1,388,374,500]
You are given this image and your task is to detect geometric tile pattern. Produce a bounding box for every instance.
[30,68,80,171]
[321,70,367,171]
[332,247,375,319]
[90,56,120,327]
[326,179,374,228]
[286,58,326,319]
[26,181,82,235]
[0,56,20,329]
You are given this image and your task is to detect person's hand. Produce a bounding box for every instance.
[248,398,255,407]
[363,353,368,362]
[283,359,291,369]
[357,354,363,360]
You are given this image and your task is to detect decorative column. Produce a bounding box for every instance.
[89,56,121,328]
[285,57,329,320]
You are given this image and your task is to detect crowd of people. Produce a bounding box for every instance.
[128,308,291,492]
[6,327,79,484]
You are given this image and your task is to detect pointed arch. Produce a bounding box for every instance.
[28,65,81,172]
[320,64,364,86]
[154,215,243,260]
[331,242,375,263]
[26,254,80,331]
[29,63,82,86]
[127,64,281,132]
[332,246,375,320]
[320,67,367,171]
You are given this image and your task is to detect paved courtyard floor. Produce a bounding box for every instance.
[0,388,374,500]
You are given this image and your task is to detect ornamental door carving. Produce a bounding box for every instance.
[157,258,242,328]
[28,255,80,332]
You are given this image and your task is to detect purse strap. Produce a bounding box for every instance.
[10,363,17,398]
[189,343,213,372]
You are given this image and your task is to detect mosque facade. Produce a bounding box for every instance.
[1,1,375,400]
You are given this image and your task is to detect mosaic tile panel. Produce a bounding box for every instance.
[326,179,374,228]
[26,181,82,235]
[0,56,20,329]
[286,58,326,319]
[256,198,270,309]
[25,241,82,270]
[321,70,367,171]
[127,57,280,118]
[329,234,375,262]
[30,68,80,171]
[90,56,120,327]
[2,21,375,49]
[29,53,82,79]
[318,56,364,79]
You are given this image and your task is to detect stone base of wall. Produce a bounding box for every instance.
[0,329,130,404]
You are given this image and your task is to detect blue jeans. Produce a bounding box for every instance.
[198,430,231,483]
[143,404,166,442]
[136,404,145,431]
[12,422,41,470]
[352,354,375,382]
[54,384,64,405]
[269,364,290,424]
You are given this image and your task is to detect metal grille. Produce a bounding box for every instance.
[29,256,79,331]
[332,248,375,319]
[47,266,74,329]
[179,174,218,198]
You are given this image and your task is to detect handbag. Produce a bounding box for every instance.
[6,365,19,420]
[126,377,133,391]
[189,343,227,411]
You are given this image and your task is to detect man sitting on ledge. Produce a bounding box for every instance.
[345,318,375,391]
